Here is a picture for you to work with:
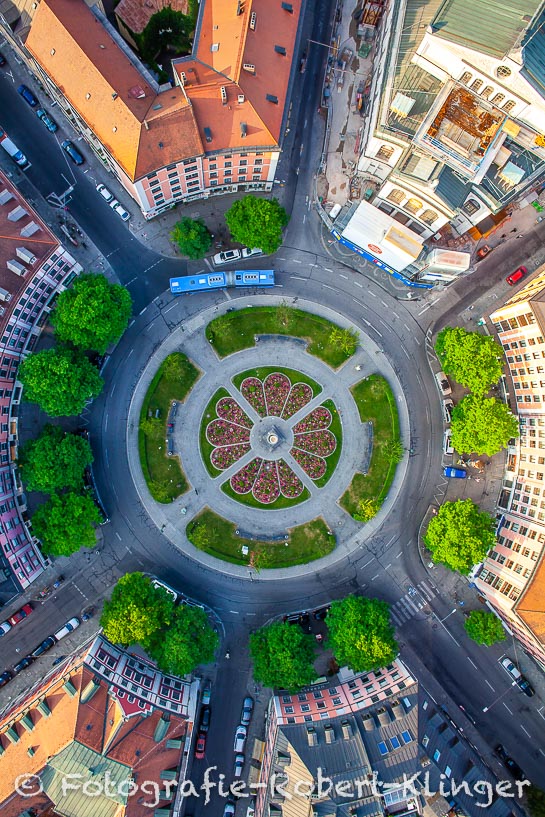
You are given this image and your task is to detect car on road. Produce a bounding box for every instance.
[201,679,211,705]
[241,696,254,726]
[96,183,115,202]
[213,249,241,266]
[234,754,245,777]
[8,603,33,626]
[0,620,12,636]
[443,429,454,456]
[494,744,526,781]
[0,670,12,687]
[151,578,178,602]
[234,724,247,753]
[442,398,454,424]
[500,656,534,696]
[223,802,236,817]
[61,139,84,165]
[435,371,452,396]
[32,636,56,658]
[18,84,38,107]
[199,705,211,733]
[195,732,206,759]
[109,199,131,222]
[443,466,466,478]
[241,247,263,259]
[54,617,80,641]
[12,655,33,674]
[506,266,527,287]
[36,108,58,132]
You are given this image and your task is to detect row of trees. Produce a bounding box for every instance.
[170,195,289,259]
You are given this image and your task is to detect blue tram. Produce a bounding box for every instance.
[169,269,275,294]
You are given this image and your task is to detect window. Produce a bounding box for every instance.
[301,704,310,712]
[377,741,389,756]
[481,85,493,99]
[284,706,294,714]
[255,158,263,165]
[401,729,413,743]
[389,736,401,749]
[387,188,405,204]
[503,100,516,113]
[433,749,441,762]
[470,78,483,91]
[376,144,394,161]
[491,93,505,105]
[405,197,422,214]
[463,198,480,215]
[496,65,512,79]
[460,71,471,85]
[421,209,438,225]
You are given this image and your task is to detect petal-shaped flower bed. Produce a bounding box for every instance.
[253,460,280,504]
[291,448,326,480]
[263,372,291,417]
[282,383,313,420]
[230,457,263,493]
[293,406,332,433]
[293,429,337,457]
[278,459,304,498]
[210,444,250,470]
[206,419,251,446]
[216,397,253,428]
[240,377,266,417]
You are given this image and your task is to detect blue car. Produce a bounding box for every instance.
[18,84,38,107]
[443,467,466,479]
[36,108,58,133]
[61,139,84,165]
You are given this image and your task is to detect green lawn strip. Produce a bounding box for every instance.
[186,508,336,567]
[340,375,400,516]
[139,353,200,503]
[199,387,231,478]
[232,366,322,397]
[312,399,343,488]
[221,479,310,509]
[206,306,355,368]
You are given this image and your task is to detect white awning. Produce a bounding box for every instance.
[341,201,424,271]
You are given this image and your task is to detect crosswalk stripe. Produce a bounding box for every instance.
[390,608,407,625]
[418,580,436,600]
[418,584,435,602]
[401,596,420,614]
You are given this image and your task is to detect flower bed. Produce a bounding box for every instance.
[263,372,291,416]
[291,448,326,480]
[293,406,332,433]
[206,419,251,446]
[211,443,251,470]
[252,460,281,503]
[282,383,313,420]
[230,457,263,493]
[240,377,266,417]
[277,459,304,497]
[216,397,253,428]
[293,429,337,457]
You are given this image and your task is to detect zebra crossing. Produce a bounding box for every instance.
[390,580,437,626]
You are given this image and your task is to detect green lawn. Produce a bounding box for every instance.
[341,375,400,517]
[139,353,200,503]
[206,306,356,368]
[186,508,336,567]
[313,399,343,488]
[232,366,322,397]
[221,479,310,509]
[199,387,231,477]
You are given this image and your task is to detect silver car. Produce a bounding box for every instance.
[234,724,247,753]
[234,754,245,778]
[241,696,253,726]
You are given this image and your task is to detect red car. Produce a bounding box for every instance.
[506,266,527,286]
[195,732,206,759]
[8,603,33,626]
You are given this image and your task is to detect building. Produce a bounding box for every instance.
[0,0,303,218]
[0,633,199,817]
[354,0,545,249]
[0,170,82,593]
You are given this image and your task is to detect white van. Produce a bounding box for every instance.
[54,617,80,641]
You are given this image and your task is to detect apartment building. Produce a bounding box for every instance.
[0,170,82,592]
[476,267,545,669]
[356,0,545,243]
[0,0,302,218]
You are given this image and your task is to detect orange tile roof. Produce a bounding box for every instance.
[515,553,545,645]
[116,0,189,36]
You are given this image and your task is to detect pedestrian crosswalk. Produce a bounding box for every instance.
[390,580,437,626]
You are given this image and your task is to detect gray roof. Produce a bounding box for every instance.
[435,166,471,209]
[522,9,545,97]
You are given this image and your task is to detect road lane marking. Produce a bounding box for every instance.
[354,281,363,288]
[104,413,109,432]
[371,574,380,580]
[369,291,377,297]
[323,284,336,291]
[289,275,306,281]
[418,303,431,315]
[229,610,240,614]
[520,725,531,738]
[360,558,376,568]
[485,680,494,691]
[293,259,302,263]
[503,702,513,715]
[116,532,122,540]
[395,551,403,558]
[385,563,392,570]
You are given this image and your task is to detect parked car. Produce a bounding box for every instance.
[199,705,211,733]
[61,139,84,165]
[313,605,330,620]
[435,371,452,396]
[8,603,33,626]
[442,398,454,424]
[54,617,80,641]
[223,802,236,817]
[241,696,254,726]
[500,656,534,696]
[12,655,33,674]
[443,466,466,479]
[234,724,247,753]
[234,754,245,778]
[494,744,526,781]
[506,266,527,286]
[0,670,13,686]
[0,620,12,636]
[96,183,115,203]
[443,429,453,456]
[151,578,178,602]
[195,732,206,759]
[241,247,263,259]
[109,199,131,221]
[36,108,58,132]
[32,636,56,658]
[201,680,211,705]
[213,249,241,266]
[18,84,38,107]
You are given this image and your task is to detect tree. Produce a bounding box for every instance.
[19,425,93,493]
[19,347,103,417]
[329,326,358,356]
[50,274,132,354]
[435,326,503,396]
[275,301,296,330]
[100,572,175,647]
[162,352,192,381]
[170,217,212,259]
[451,395,518,456]
[250,621,317,692]
[464,610,505,646]
[385,439,404,463]
[225,195,288,254]
[527,787,545,817]
[354,498,381,522]
[32,491,100,557]
[139,7,191,62]
[424,499,495,574]
[146,604,218,676]
[326,595,398,673]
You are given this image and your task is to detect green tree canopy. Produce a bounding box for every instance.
[225,195,288,254]
[527,787,545,817]
[19,425,93,493]
[32,491,100,557]
[354,498,381,523]
[170,217,212,259]
[451,394,518,456]
[146,604,218,676]
[100,572,175,647]
[139,6,192,62]
[19,347,103,417]
[326,595,398,672]
[50,274,132,354]
[250,621,317,692]
[435,326,503,396]
[424,499,495,574]
[464,610,505,646]
[329,326,359,356]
